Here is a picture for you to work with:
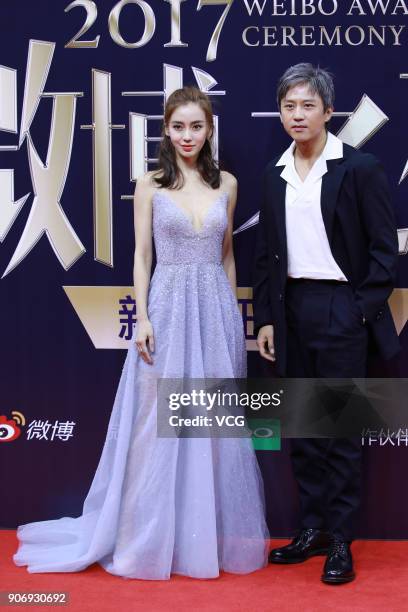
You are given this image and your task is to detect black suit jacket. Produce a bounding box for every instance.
[253,140,400,376]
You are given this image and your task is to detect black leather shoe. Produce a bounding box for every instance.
[269,528,332,564]
[321,540,355,584]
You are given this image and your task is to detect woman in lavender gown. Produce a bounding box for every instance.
[13,86,269,580]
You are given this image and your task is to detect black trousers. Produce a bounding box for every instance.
[285,279,368,543]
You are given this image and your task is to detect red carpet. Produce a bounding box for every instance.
[2,531,408,611]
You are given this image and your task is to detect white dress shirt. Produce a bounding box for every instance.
[276,131,347,281]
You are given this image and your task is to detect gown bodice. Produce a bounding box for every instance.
[152,190,228,265]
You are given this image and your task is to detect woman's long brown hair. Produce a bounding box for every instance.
[153,86,221,190]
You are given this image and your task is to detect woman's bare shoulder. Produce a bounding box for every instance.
[220,171,238,203]
[137,170,160,187]
[134,171,161,196]
[133,173,161,211]
[220,170,238,191]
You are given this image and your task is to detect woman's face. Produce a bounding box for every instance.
[165,102,211,161]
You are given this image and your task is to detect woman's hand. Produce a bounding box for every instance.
[135,316,155,364]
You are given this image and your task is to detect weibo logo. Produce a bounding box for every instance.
[0,412,25,442]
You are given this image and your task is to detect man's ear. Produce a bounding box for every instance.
[325,106,334,123]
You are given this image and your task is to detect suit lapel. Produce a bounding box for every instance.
[268,166,288,270]
[320,156,347,245]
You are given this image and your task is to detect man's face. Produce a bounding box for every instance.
[280,83,333,144]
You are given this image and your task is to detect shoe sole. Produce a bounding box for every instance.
[321,573,356,584]
[269,548,330,564]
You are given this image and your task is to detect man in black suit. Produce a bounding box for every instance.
[253,63,399,584]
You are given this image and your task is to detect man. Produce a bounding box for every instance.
[253,63,399,584]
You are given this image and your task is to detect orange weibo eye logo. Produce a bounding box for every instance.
[0,415,21,442]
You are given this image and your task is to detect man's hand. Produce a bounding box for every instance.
[257,325,276,362]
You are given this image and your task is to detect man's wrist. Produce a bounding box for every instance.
[254,321,274,337]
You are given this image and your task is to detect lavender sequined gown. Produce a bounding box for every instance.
[14,190,269,580]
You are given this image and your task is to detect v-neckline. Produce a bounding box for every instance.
[156,190,228,234]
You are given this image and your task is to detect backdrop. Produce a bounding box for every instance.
[1,0,408,537]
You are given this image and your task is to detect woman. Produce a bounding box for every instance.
[13,86,269,580]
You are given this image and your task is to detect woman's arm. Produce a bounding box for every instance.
[221,172,238,296]
[133,174,155,363]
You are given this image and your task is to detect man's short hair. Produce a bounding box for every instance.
[276,63,335,112]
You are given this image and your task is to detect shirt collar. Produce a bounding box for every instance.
[275,131,343,167]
